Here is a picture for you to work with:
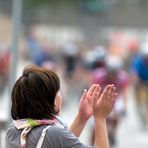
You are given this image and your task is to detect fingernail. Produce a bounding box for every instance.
[84,89,87,92]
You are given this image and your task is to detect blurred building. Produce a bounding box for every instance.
[0,0,148,44]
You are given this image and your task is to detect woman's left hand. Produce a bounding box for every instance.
[78,84,101,121]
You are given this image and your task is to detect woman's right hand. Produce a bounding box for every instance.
[92,84,117,120]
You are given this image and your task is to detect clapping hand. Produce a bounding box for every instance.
[78,84,117,121]
[92,84,117,119]
[78,84,101,121]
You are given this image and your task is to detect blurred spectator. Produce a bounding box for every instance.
[0,44,11,94]
[62,41,79,79]
[26,27,51,66]
[130,42,148,129]
[83,45,107,70]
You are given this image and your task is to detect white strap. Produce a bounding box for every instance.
[36,125,51,148]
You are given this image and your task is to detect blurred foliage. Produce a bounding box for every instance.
[23,0,77,33]
[24,0,107,15]
[81,0,107,13]
[24,0,76,9]
[22,0,107,31]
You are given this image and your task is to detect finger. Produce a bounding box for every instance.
[93,84,100,93]
[108,92,117,107]
[92,92,98,107]
[110,85,116,92]
[109,84,115,91]
[87,84,97,96]
[102,85,111,96]
[112,93,117,103]
[107,85,115,96]
[93,87,101,104]
[100,85,112,103]
[106,85,116,101]
[88,86,101,106]
[96,86,101,98]
[80,89,87,101]
[106,92,116,111]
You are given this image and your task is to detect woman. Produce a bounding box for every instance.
[5,65,116,148]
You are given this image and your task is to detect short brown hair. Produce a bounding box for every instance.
[11,65,60,120]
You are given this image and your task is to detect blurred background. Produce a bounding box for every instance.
[0,0,148,147]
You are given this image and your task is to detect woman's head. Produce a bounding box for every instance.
[11,65,61,120]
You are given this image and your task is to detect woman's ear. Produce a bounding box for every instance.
[54,91,62,113]
[54,97,58,112]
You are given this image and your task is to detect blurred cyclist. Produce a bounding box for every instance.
[62,41,79,79]
[90,55,129,146]
[130,42,148,128]
[83,45,106,71]
[0,44,11,93]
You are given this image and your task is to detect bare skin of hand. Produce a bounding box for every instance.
[92,84,117,119]
[70,84,101,137]
[78,84,101,121]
